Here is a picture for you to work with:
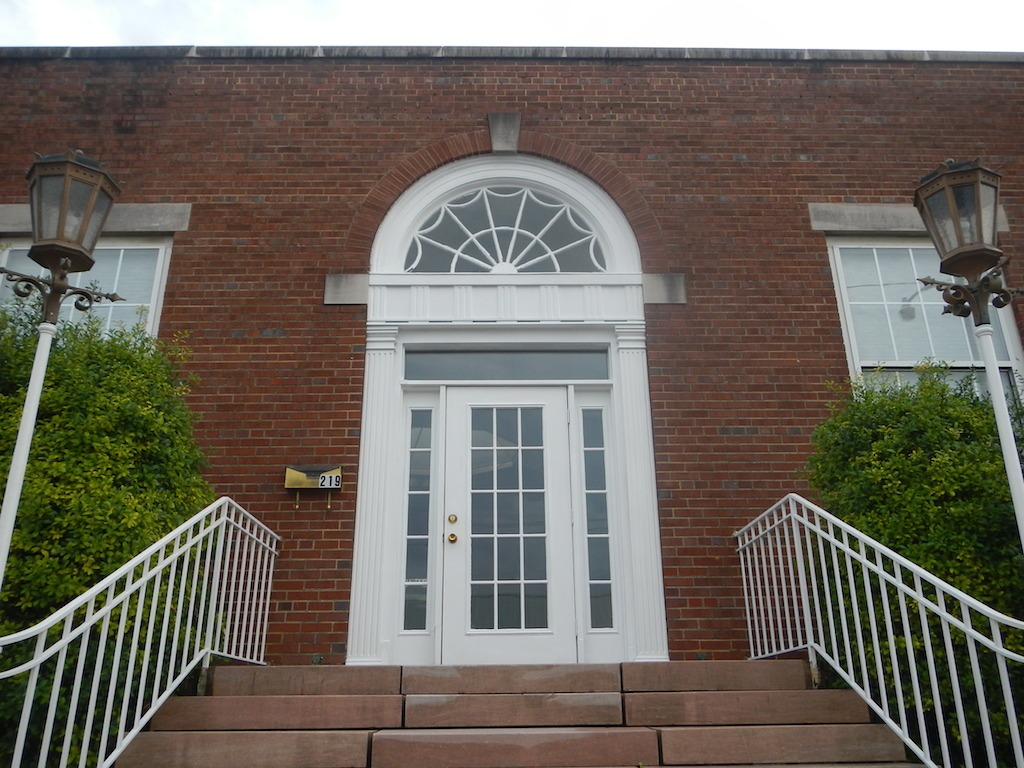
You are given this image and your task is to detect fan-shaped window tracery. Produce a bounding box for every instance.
[404,186,606,273]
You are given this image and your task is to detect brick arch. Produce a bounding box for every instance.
[342,129,665,271]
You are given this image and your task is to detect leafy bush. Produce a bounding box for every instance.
[807,368,1023,618]
[0,300,214,629]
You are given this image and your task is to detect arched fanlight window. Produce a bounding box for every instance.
[405,186,606,273]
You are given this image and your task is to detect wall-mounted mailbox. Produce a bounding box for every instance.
[285,465,342,508]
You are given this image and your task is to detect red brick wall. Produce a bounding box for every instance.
[1,49,1021,663]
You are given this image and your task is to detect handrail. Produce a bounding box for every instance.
[736,493,1024,768]
[0,497,280,768]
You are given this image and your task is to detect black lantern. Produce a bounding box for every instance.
[914,159,1001,283]
[26,150,121,274]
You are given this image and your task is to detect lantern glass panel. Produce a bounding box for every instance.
[924,189,957,254]
[981,182,998,245]
[64,178,94,244]
[952,183,979,247]
[83,192,113,252]
[38,175,63,240]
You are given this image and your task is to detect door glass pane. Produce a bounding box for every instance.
[405,585,427,632]
[524,584,548,629]
[497,584,522,629]
[408,495,429,536]
[472,408,493,446]
[588,538,610,581]
[521,450,544,489]
[406,539,428,580]
[471,584,494,630]
[524,538,546,580]
[497,538,521,580]
[471,450,493,489]
[581,408,614,629]
[496,408,519,444]
[471,538,493,580]
[468,404,549,631]
[590,584,613,629]
[471,494,494,534]
[523,493,545,534]
[521,408,543,446]
[586,493,608,534]
[496,493,519,534]
[403,409,433,631]
[496,450,519,489]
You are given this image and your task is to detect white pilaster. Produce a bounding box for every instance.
[614,321,670,661]
[346,324,400,664]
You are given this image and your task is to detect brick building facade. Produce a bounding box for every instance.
[1,46,1022,666]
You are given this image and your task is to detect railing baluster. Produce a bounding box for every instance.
[36,616,75,768]
[917,576,950,767]
[991,617,1024,767]
[58,606,95,768]
[963,603,998,766]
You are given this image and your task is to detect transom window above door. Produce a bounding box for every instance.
[406,186,606,274]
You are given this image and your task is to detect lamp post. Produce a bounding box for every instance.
[0,151,121,596]
[914,159,1024,555]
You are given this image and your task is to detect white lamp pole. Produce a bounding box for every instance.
[0,151,120,596]
[915,159,1024,555]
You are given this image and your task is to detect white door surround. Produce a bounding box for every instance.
[346,156,669,665]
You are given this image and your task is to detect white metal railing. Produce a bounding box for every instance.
[736,493,1024,768]
[0,497,280,768]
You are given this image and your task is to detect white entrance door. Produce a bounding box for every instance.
[440,387,578,664]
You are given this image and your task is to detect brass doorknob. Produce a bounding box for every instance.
[448,514,458,524]
[448,533,458,543]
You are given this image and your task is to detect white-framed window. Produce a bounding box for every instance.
[0,237,172,335]
[829,238,1024,387]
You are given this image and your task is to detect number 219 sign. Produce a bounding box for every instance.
[319,473,341,489]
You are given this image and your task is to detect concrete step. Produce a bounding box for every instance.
[622,660,809,691]
[119,662,919,768]
[210,665,401,696]
[405,692,623,727]
[150,694,403,730]
[370,727,660,768]
[659,723,909,765]
[116,730,372,768]
[401,663,621,694]
[625,689,871,726]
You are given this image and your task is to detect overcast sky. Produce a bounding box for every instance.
[1,0,1023,51]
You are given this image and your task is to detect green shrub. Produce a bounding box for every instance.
[808,368,1023,618]
[0,301,214,628]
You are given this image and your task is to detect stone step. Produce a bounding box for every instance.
[150,695,403,730]
[659,723,909,765]
[625,689,871,726]
[370,727,660,768]
[116,730,372,768]
[405,692,623,727]
[622,660,809,691]
[210,665,401,696]
[401,663,622,694]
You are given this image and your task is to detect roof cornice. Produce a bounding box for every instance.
[0,45,1022,63]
